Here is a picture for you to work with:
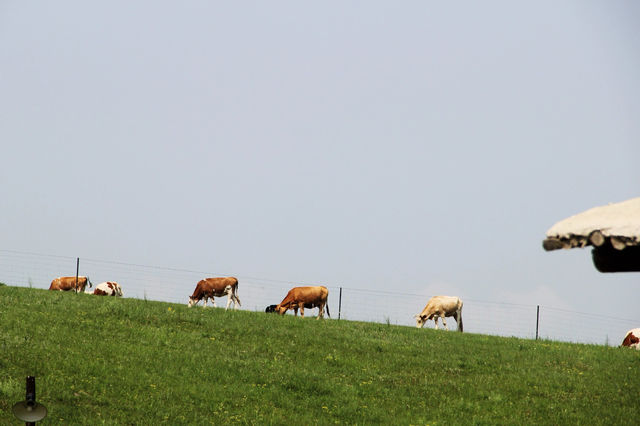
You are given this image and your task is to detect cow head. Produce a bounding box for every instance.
[414,314,428,328]
[621,329,640,349]
[275,304,288,315]
[187,297,197,308]
[109,282,123,297]
[265,304,277,313]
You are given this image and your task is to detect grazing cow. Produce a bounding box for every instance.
[187,277,241,310]
[93,281,123,297]
[621,328,640,350]
[414,295,463,331]
[275,286,330,319]
[265,304,277,313]
[49,276,93,293]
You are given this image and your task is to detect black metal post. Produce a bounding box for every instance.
[25,376,35,426]
[338,287,342,320]
[536,305,540,340]
[12,376,47,424]
[75,257,80,293]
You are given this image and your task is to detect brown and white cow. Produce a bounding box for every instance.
[187,277,241,310]
[414,295,463,331]
[93,281,123,297]
[49,276,93,293]
[275,286,330,319]
[621,328,640,350]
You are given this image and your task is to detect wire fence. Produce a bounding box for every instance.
[1,249,637,347]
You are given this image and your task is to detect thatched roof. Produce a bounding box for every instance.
[543,197,640,272]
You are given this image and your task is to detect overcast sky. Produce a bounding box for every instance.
[1,2,639,330]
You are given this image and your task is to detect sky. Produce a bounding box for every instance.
[1,2,639,339]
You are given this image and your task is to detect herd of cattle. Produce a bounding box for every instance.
[49,276,122,296]
[48,275,639,350]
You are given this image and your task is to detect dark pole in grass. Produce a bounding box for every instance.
[536,305,540,340]
[12,376,47,425]
[75,257,80,293]
[338,287,342,320]
[25,376,36,426]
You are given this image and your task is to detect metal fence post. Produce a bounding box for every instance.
[536,305,540,340]
[338,287,342,320]
[75,258,80,293]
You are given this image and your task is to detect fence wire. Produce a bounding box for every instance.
[1,249,637,346]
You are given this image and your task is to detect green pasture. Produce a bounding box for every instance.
[0,285,638,424]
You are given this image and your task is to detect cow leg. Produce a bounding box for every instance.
[225,292,232,311]
[317,303,324,320]
[210,297,217,308]
[232,294,241,310]
[202,297,208,308]
[300,305,305,318]
[441,315,449,331]
[456,311,463,332]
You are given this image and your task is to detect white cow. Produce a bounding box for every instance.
[621,328,640,349]
[414,295,463,331]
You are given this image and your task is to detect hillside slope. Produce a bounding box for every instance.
[0,286,638,424]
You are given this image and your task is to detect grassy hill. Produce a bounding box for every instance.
[0,285,638,424]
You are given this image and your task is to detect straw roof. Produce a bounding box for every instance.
[543,197,640,272]
[543,197,640,251]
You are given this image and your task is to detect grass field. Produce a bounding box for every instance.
[1,285,638,424]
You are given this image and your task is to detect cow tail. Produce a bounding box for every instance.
[325,296,330,318]
[458,311,463,332]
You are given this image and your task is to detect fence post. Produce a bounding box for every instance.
[338,287,342,320]
[536,305,540,340]
[75,258,80,293]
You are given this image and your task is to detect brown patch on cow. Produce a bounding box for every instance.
[49,276,90,292]
[94,289,108,296]
[621,332,639,347]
